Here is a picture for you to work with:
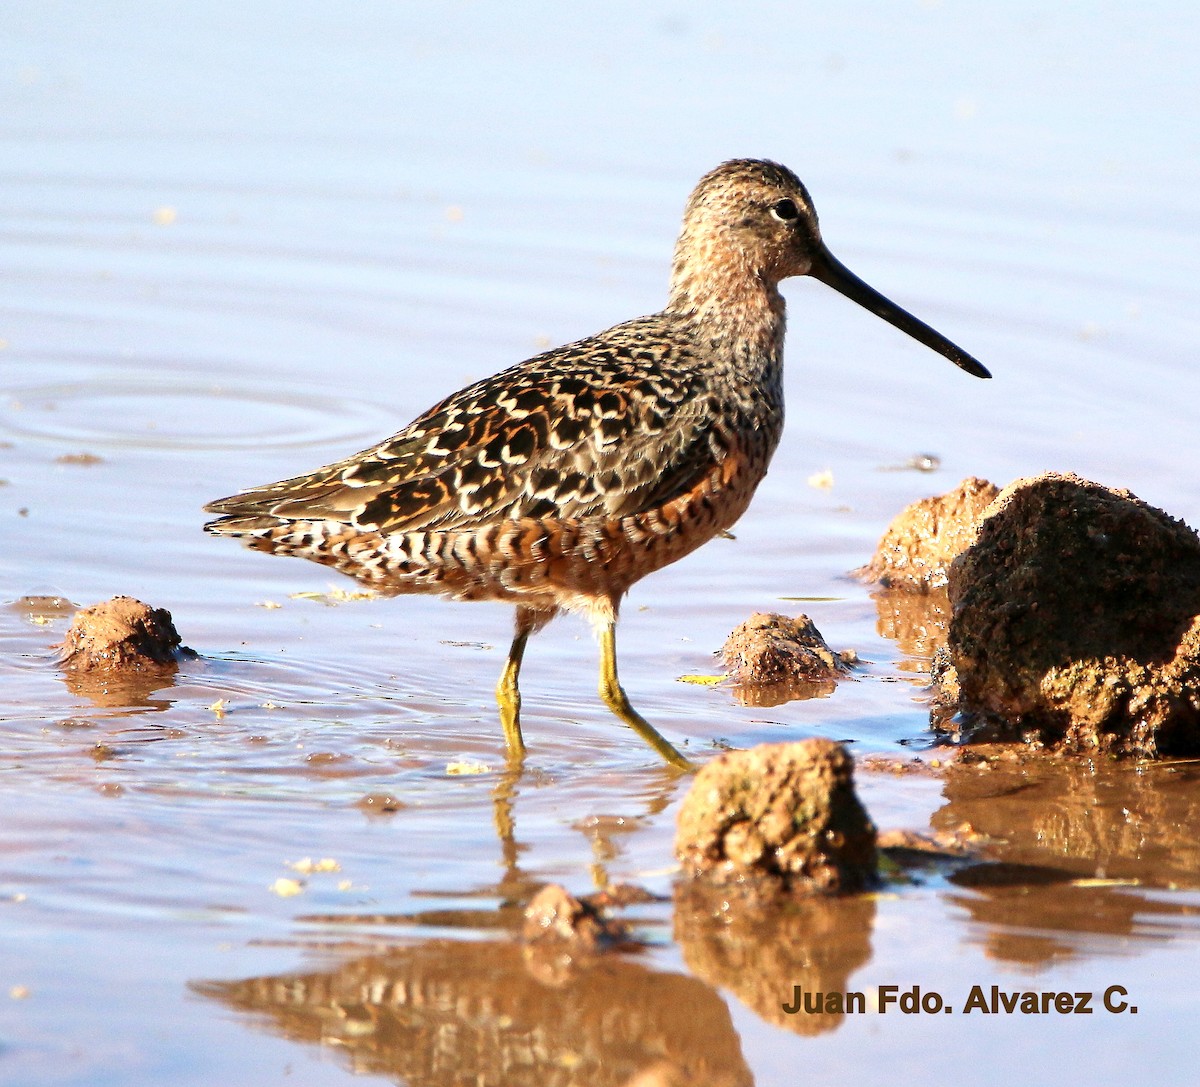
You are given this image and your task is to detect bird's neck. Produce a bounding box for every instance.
[666,237,787,364]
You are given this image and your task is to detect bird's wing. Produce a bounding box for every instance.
[204,316,724,532]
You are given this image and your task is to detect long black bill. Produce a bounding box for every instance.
[809,246,991,379]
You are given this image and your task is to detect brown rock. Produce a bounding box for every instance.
[719,613,851,697]
[58,596,191,671]
[859,476,1000,590]
[945,472,1200,756]
[675,739,877,894]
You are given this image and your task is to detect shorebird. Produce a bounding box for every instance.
[205,159,989,768]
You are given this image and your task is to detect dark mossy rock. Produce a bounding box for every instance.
[944,472,1200,757]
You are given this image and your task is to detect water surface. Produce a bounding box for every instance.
[3,4,1200,1085]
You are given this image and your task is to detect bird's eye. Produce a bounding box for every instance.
[769,199,799,222]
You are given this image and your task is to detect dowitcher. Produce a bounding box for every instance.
[205,159,989,767]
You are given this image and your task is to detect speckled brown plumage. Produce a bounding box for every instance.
[205,159,989,765]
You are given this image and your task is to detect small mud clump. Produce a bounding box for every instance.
[675,739,877,894]
[719,613,852,691]
[859,476,1000,591]
[58,596,192,671]
[946,472,1200,757]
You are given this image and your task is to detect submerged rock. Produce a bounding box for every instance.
[521,883,628,952]
[719,613,852,695]
[520,883,638,986]
[945,472,1200,757]
[675,739,877,894]
[58,596,192,671]
[859,476,1000,591]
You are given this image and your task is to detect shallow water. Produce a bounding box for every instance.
[4,4,1200,1085]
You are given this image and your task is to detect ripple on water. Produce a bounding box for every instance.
[1,369,396,453]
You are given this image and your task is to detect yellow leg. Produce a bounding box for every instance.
[598,622,692,771]
[496,622,531,760]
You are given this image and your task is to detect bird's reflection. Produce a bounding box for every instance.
[193,938,753,1087]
